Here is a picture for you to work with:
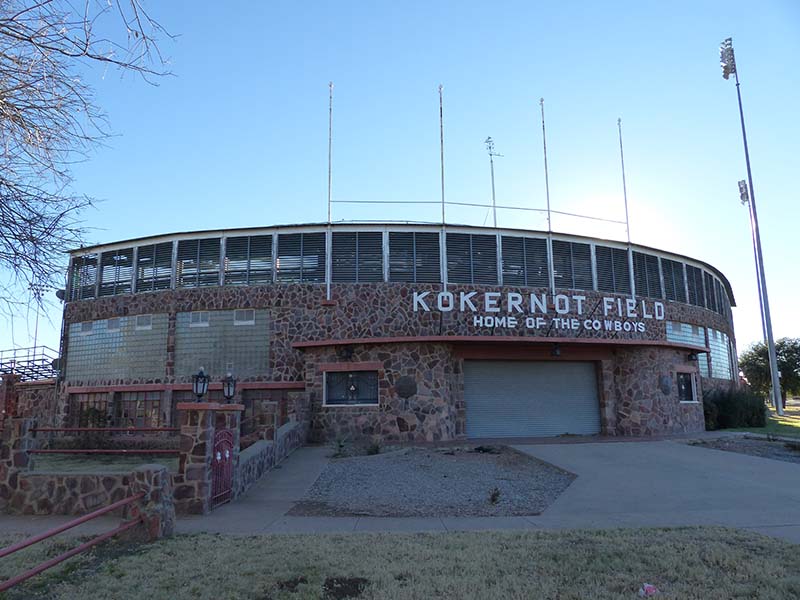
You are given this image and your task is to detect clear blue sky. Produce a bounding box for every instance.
[4,0,799,356]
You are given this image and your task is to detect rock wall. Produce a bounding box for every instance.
[15,380,59,425]
[5,472,133,516]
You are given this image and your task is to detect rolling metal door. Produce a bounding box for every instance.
[465,361,601,438]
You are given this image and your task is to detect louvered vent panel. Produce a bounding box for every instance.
[197,238,221,287]
[248,235,273,284]
[69,254,98,301]
[703,272,717,312]
[357,231,383,282]
[662,258,686,303]
[99,248,134,296]
[414,232,441,283]
[553,241,592,290]
[332,232,357,282]
[686,265,704,306]
[446,233,472,284]
[633,251,662,299]
[714,279,724,315]
[501,237,525,286]
[276,233,302,283]
[388,232,414,282]
[176,239,198,288]
[572,242,593,290]
[596,246,631,294]
[524,238,549,287]
[551,240,572,289]
[300,232,326,283]
[224,236,249,285]
[471,234,498,285]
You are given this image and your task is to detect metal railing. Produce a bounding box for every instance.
[0,346,60,381]
[0,493,145,592]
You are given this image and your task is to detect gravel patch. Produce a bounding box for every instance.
[289,445,575,517]
[689,437,800,465]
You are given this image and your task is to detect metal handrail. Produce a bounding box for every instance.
[0,492,146,592]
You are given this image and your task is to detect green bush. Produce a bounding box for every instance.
[704,388,767,429]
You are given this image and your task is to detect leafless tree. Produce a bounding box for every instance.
[0,0,169,323]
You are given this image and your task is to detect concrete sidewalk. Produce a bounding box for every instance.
[2,439,798,544]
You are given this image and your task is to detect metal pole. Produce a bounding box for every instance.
[326,82,333,301]
[439,84,446,226]
[489,152,497,228]
[540,98,552,232]
[618,118,636,297]
[733,69,783,415]
[742,184,767,341]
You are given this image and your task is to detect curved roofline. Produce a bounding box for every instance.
[67,221,735,305]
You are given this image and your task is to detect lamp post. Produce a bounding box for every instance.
[192,367,209,402]
[222,372,237,403]
[720,38,783,415]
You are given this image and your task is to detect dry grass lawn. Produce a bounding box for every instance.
[30,454,179,474]
[732,401,800,439]
[2,527,799,599]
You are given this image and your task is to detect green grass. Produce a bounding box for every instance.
[30,454,179,474]
[730,402,800,438]
[2,527,799,599]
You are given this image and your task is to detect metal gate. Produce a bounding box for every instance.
[211,428,234,508]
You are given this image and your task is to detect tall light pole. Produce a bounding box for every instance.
[485,137,502,228]
[720,38,783,415]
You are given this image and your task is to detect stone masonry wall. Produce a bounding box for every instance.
[15,380,58,425]
[306,342,459,443]
[5,472,133,516]
[605,347,705,436]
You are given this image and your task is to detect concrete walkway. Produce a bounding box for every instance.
[3,439,799,543]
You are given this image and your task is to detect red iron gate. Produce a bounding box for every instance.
[211,428,234,508]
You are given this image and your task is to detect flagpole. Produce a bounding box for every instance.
[326,81,333,301]
[540,98,552,232]
[618,118,636,297]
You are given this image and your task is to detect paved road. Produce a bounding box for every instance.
[3,440,798,543]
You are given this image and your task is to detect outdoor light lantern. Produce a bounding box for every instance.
[688,352,699,362]
[222,372,237,402]
[192,367,209,401]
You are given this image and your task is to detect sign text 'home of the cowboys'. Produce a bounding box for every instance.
[412,291,666,333]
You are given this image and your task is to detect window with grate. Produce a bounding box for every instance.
[324,371,379,406]
[136,242,173,292]
[703,272,718,312]
[68,254,98,301]
[98,248,134,297]
[114,391,163,428]
[224,235,273,285]
[388,232,441,283]
[662,258,687,303]
[686,265,705,307]
[176,238,221,288]
[551,240,592,290]
[332,231,384,283]
[501,236,549,287]
[68,393,109,427]
[446,233,497,285]
[596,246,631,294]
[633,252,662,299]
[276,232,326,283]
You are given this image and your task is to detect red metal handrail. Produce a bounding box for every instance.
[31,427,179,433]
[0,493,145,592]
[29,449,179,455]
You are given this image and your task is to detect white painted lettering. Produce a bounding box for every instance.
[460,291,478,312]
[413,291,431,312]
[626,298,637,318]
[530,293,547,314]
[484,292,501,313]
[603,297,615,316]
[574,295,586,315]
[507,292,524,314]
[654,302,665,320]
[555,294,570,315]
[642,300,653,319]
[437,291,454,312]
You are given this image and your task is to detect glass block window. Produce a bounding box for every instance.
[98,248,134,297]
[177,238,221,288]
[551,240,592,290]
[446,233,498,285]
[136,242,173,292]
[276,232,326,283]
[224,235,273,285]
[501,236,549,287]
[68,253,98,301]
[388,231,441,283]
[595,245,631,294]
[665,321,706,349]
[633,252,662,299]
[662,258,687,303]
[332,231,384,283]
[708,328,733,380]
[324,371,379,406]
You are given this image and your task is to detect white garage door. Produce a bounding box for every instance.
[464,361,601,438]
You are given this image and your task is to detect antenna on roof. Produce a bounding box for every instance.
[485,137,503,228]
[326,82,334,301]
[540,98,552,232]
[618,117,636,297]
[438,84,446,226]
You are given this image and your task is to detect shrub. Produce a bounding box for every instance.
[704,388,767,429]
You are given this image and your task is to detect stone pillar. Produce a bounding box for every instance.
[174,402,244,515]
[0,374,21,425]
[0,417,37,510]
[126,464,176,541]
